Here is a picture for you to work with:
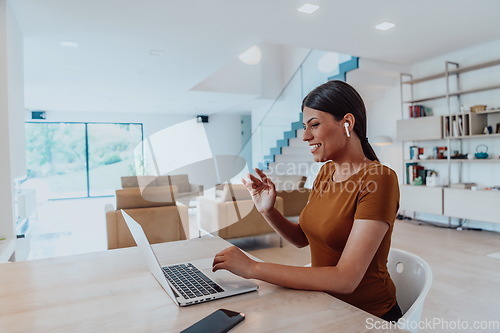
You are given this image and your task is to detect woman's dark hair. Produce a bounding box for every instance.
[301,80,379,162]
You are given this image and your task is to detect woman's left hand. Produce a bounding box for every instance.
[212,246,256,279]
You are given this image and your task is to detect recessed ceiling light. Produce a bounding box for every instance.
[149,49,165,56]
[298,3,319,14]
[375,22,395,31]
[238,45,262,65]
[60,41,79,48]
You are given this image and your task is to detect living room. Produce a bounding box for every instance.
[1,1,500,332]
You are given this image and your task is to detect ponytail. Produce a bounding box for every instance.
[361,139,379,162]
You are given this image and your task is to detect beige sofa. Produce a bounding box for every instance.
[121,174,203,203]
[105,185,189,249]
[197,184,284,240]
[272,175,310,217]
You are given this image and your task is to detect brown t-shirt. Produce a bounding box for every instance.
[299,160,400,317]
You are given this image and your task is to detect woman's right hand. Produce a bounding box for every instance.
[241,168,276,214]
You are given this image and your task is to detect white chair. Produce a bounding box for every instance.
[388,248,432,332]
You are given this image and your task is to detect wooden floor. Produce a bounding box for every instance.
[232,220,500,333]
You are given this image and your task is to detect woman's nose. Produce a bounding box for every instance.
[302,128,311,141]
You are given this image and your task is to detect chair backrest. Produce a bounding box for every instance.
[107,186,187,249]
[387,248,432,331]
[121,175,157,188]
[158,174,191,193]
[116,186,178,209]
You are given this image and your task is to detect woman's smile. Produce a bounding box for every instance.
[309,143,322,154]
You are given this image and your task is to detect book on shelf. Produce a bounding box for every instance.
[408,105,431,118]
[405,162,426,185]
[458,117,463,136]
[405,162,416,185]
[452,119,459,137]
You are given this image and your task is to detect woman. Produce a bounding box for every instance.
[212,80,402,322]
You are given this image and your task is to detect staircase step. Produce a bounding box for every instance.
[283,130,297,140]
[266,161,318,176]
[288,136,306,147]
[270,147,281,155]
[275,154,311,163]
[276,139,289,147]
[290,121,303,131]
[328,57,359,81]
[282,145,310,155]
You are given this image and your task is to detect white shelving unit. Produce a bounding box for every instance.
[404,159,500,164]
[398,59,500,225]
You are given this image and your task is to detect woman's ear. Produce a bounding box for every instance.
[343,113,356,130]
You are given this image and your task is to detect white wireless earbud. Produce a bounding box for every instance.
[344,122,351,137]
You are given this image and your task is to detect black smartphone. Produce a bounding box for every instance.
[180,309,245,333]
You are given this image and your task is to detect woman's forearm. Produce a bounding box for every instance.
[250,261,355,295]
[261,207,309,248]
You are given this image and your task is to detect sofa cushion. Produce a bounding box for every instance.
[121,175,157,188]
[216,196,283,239]
[164,174,190,193]
[156,176,171,188]
[277,189,310,216]
[273,175,306,191]
[116,186,177,209]
[218,184,252,202]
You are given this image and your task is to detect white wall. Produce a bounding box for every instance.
[203,112,243,157]
[365,86,403,178]
[0,0,24,258]
[6,1,25,180]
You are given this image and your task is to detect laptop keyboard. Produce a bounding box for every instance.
[162,263,225,299]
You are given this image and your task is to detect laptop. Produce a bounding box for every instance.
[121,210,258,306]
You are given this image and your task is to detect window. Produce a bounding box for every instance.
[25,122,143,199]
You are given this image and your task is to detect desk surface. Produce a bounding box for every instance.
[0,237,404,332]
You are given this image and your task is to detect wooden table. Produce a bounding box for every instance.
[0,237,404,332]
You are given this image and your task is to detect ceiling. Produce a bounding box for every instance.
[10,0,500,115]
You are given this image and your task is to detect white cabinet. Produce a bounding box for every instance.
[444,188,500,224]
[397,116,442,141]
[400,185,443,215]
